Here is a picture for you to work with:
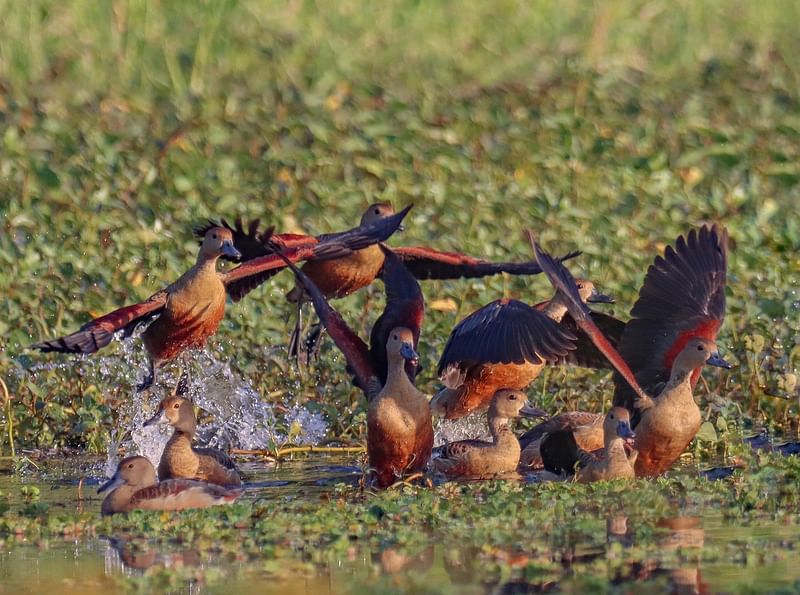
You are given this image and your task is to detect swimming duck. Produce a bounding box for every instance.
[144,387,241,487]
[529,225,731,477]
[273,242,432,488]
[432,389,546,478]
[32,209,408,391]
[98,456,243,516]
[199,202,582,358]
[430,279,621,419]
[539,407,637,482]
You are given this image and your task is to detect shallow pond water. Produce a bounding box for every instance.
[2,454,800,594]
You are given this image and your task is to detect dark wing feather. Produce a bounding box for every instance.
[436,299,577,377]
[557,312,627,368]
[369,247,425,385]
[275,252,375,397]
[613,224,728,409]
[528,232,650,403]
[540,430,582,475]
[31,290,168,354]
[194,218,281,262]
[221,206,411,302]
[393,247,582,280]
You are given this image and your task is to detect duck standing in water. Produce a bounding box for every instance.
[529,225,731,477]
[433,389,546,479]
[199,202,581,358]
[274,242,431,488]
[98,456,243,516]
[144,384,241,487]
[32,209,408,390]
[431,277,621,420]
[540,407,637,482]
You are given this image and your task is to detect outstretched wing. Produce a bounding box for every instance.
[392,247,582,280]
[436,298,577,378]
[613,224,728,409]
[222,206,412,302]
[31,290,168,354]
[527,231,651,403]
[557,311,627,368]
[369,247,425,385]
[275,251,375,398]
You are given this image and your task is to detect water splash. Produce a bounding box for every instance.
[434,414,489,447]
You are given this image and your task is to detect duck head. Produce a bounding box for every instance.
[361,202,401,230]
[674,337,732,375]
[489,389,547,420]
[605,406,635,447]
[144,393,197,434]
[574,278,614,304]
[385,327,419,367]
[199,227,241,262]
[98,456,157,494]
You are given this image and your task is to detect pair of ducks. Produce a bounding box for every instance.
[276,221,729,486]
[34,203,577,390]
[99,388,242,515]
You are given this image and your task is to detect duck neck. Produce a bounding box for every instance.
[605,437,627,460]
[542,295,569,322]
[488,416,514,444]
[663,366,695,403]
[383,354,415,396]
[195,251,220,270]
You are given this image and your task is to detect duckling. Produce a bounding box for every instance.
[98,456,242,516]
[144,391,241,487]
[433,389,546,478]
[540,407,637,482]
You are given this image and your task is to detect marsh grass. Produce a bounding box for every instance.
[0,0,798,453]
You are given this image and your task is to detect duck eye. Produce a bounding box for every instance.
[508,395,517,400]
[127,463,134,469]
[173,403,180,409]
[697,345,704,351]
[610,413,615,419]
[393,334,397,340]
[374,208,380,214]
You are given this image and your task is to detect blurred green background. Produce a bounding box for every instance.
[1,0,798,452]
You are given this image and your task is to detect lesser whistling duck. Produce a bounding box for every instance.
[430,279,621,419]
[274,243,432,488]
[539,407,637,482]
[143,383,241,487]
[529,225,731,478]
[97,456,243,515]
[198,202,582,357]
[32,209,409,391]
[432,389,546,478]
[518,411,604,469]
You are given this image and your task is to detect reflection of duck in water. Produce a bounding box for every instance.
[106,536,201,572]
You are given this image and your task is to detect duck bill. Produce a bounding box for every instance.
[587,289,614,304]
[519,403,548,419]
[706,352,732,369]
[143,410,167,427]
[617,421,636,446]
[221,241,242,261]
[97,474,124,494]
[400,343,419,367]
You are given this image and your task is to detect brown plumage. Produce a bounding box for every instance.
[433,389,546,478]
[32,211,408,391]
[367,328,434,488]
[144,390,241,487]
[274,245,432,488]
[430,281,621,419]
[98,456,243,516]
[528,226,731,478]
